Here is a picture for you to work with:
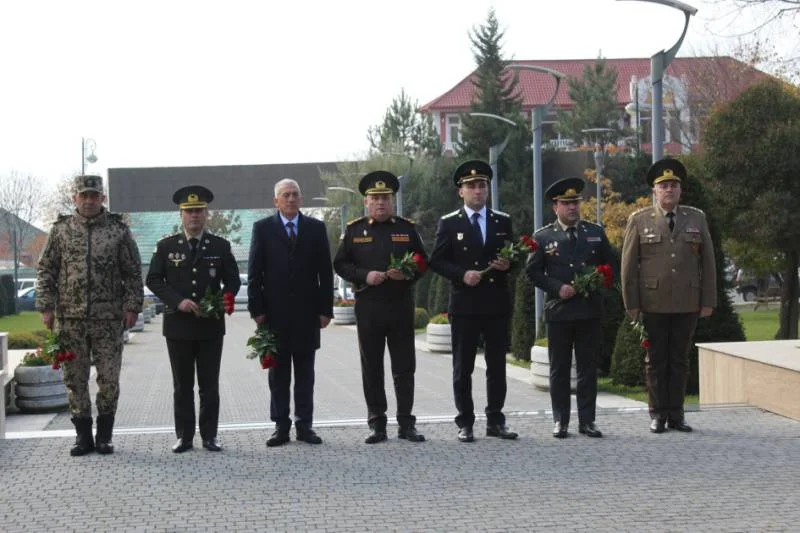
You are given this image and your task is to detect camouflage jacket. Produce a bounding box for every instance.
[36,209,144,320]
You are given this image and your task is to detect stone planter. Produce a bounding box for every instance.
[14,365,69,413]
[530,345,576,392]
[332,306,356,325]
[426,323,452,353]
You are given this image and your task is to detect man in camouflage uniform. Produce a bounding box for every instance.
[37,175,143,456]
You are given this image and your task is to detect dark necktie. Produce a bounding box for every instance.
[287,221,297,244]
[666,212,675,233]
[189,238,198,261]
[567,226,577,243]
[471,212,483,244]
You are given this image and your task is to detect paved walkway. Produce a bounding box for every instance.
[2,313,799,532]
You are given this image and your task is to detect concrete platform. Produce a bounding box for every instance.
[698,339,800,420]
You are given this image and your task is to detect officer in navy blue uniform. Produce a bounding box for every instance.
[429,160,518,443]
[146,185,241,453]
[526,178,615,439]
[333,171,428,444]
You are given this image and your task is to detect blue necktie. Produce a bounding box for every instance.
[471,212,483,244]
[287,221,297,243]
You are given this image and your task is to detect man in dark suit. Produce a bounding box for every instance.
[526,178,615,439]
[333,171,427,444]
[429,160,518,443]
[146,185,241,453]
[248,178,334,447]
[621,158,716,433]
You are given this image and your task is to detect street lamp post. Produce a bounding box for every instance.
[468,112,518,211]
[581,128,615,225]
[327,186,367,216]
[507,64,564,338]
[396,156,413,218]
[312,197,348,237]
[81,137,98,174]
[618,0,697,162]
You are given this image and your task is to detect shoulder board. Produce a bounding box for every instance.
[534,222,556,235]
[157,233,182,244]
[680,205,705,214]
[578,220,602,230]
[630,206,654,218]
[441,209,461,219]
[393,216,415,225]
[107,212,123,221]
[490,209,510,218]
[346,216,368,227]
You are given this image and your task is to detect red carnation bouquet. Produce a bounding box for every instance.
[480,234,538,276]
[197,287,235,319]
[631,318,651,349]
[246,326,279,370]
[22,331,77,370]
[388,250,427,280]
[572,263,613,298]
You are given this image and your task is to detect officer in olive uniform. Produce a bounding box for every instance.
[621,158,716,433]
[37,175,143,457]
[429,160,518,443]
[146,186,241,453]
[526,178,615,439]
[333,171,428,444]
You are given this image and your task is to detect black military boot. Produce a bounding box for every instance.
[95,414,115,455]
[70,417,95,456]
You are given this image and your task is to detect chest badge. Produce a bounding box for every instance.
[457,232,464,241]
[545,241,559,256]
[169,252,186,266]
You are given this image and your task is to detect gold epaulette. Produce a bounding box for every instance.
[346,216,368,226]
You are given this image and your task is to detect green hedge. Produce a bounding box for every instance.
[8,330,50,349]
[510,269,536,361]
[610,319,646,387]
[414,307,430,329]
[0,274,14,317]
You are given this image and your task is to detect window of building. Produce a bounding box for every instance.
[447,115,461,148]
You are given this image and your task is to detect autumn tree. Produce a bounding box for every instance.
[703,78,800,338]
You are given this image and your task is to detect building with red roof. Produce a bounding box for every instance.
[420,56,766,155]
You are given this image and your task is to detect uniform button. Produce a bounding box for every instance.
[192,293,197,297]
[474,261,479,266]
[670,239,675,244]
[671,268,676,272]
[463,247,468,251]
[489,278,495,283]
[192,280,197,285]
[193,268,197,273]
[569,263,574,267]
[671,253,676,258]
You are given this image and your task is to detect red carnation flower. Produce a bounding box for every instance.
[260,354,277,370]
[412,253,428,274]
[641,339,651,349]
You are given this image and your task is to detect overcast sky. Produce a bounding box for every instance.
[1,0,796,191]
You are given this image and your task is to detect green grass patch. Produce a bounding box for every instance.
[0,312,43,334]
[598,377,698,405]
[506,355,531,370]
[736,308,779,341]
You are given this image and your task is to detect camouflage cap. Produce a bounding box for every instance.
[74,175,104,194]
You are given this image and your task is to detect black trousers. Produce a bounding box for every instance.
[546,319,600,426]
[268,349,316,431]
[166,337,224,441]
[642,312,698,421]
[354,296,416,430]
[450,314,509,428]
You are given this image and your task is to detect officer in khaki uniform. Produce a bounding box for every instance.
[146,186,240,453]
[37,175,143,456]
[333,171,428,444]
[621,158,716,433]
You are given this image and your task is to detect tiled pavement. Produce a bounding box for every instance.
[2,313,799,532]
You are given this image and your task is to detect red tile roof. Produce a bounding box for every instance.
[420,57,765,112]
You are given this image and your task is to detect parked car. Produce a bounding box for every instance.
[16,278,36,297]
[15,287,37,312]
[735,271,782,302]
[235,274,248,307]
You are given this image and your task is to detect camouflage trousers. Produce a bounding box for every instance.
[57,319,125,418]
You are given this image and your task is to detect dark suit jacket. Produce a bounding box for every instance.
[247,212,334,353]
[526,220,615,322]
[429,207,513,317]
[146,232,241,340]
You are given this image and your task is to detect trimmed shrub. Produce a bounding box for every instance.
[0,274,14,316]
[414,307,430,329]
[610,319,646,387]
[8,330,50,349]
[510,269,536,361]
[429,312,449,324]
[414,271,433,310]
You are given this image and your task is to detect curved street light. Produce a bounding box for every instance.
[468,112,518,211]
[327,186,367,216]
[312,196,348,238]
[81,137,98,175]
[507,63,564,338]
[618,0,697,162]
[581,127,615,224]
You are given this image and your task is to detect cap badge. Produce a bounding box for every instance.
[663,169,673,178]
[188,193,199,203]
[565,188,577,196]
[375,181,385,189]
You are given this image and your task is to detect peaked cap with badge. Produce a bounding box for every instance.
[453,159,493,187]
[359,171,399,196]
[546,177,585,202]
[173,185,214,209]
[647,158,687,187]
[73,175,104,194]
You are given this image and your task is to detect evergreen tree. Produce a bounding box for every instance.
[172,210,242,244]
[367,89,441,157]
[555,54,623,143]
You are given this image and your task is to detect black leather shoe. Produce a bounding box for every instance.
[649,418,666,434]
[364,429,388,444]
[553,421,568,438]
[296,429,323,444]
[202,439,222,451]
[578,422,603,438]
[266,431,291,447]
[457,427,474,443]
[486,424,519,439]
[667,419,693,432]
[398,426,425,442]
[172,439,193,453]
